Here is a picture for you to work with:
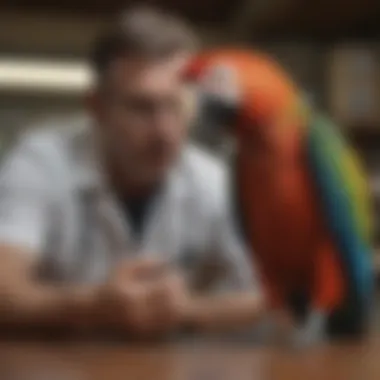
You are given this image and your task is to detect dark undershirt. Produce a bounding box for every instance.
[120,187,161,241]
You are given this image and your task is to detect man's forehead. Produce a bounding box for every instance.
[168,51,194,73]
[107,52,193,82]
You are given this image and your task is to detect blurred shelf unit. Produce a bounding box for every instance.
[327,43,380,132]
[262,41,380,133]
[375,248,380,278]
[263,42,327,107]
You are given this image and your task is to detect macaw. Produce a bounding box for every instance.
[183,49,374,344]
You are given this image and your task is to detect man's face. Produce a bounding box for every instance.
[90,53,192,188]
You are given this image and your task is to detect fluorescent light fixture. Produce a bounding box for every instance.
[0,57,93,94]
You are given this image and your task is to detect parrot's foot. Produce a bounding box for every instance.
[290,310,328,349]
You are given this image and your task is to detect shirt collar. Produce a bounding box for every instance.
[70,117,106,193]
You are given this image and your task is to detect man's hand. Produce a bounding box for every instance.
[144,270,190,335]
[94,258,189,337]
[0,247,189,337]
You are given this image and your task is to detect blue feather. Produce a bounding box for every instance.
[306,115,374,308]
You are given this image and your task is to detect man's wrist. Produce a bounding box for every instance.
[181,292,267,333]
[180,296,216,332]
[57,285,100,332]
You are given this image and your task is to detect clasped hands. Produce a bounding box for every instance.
[90,257,192,338]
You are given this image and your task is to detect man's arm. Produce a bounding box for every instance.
[0,140,98,332]
[0,138,191,337]
[0,245,96,332]
[182,196,268,333]
[184,291,265,333]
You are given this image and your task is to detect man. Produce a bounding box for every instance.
[0,7,264,338]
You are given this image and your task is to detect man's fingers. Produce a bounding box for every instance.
[148,271,188,320]
[113,257,168,280]
[149,271,186,300]
[106,263,188,336]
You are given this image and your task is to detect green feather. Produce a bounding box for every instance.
[308,114,373,247]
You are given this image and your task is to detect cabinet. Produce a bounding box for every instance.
[327,45,380,129]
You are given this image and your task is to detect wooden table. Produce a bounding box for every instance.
[0,337,380,380]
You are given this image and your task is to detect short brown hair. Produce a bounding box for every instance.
[91,6,198,76]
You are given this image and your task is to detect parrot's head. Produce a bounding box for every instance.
[183,49,303,146]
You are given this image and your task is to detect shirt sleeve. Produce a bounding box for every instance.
[0,139,54,255]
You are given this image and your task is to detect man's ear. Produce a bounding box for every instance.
[84,88,99,115]
[85,87,106,123]
[182,84,198,126]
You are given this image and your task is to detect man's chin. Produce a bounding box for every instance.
[136,162,171,186]
[139,151,180,185]
[145,164,172,183]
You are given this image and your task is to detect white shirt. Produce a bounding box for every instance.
[0,115,257,292]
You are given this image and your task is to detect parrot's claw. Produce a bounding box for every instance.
[290,310,328,349]
[291,326,324,349]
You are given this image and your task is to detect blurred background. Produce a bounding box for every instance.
[0,0,379,263]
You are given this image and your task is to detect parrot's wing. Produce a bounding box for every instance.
[306,114,374,305]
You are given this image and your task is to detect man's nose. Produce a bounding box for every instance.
[150,110,177,142]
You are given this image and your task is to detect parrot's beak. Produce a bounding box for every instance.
[194,90,239,139]
[184,59,240,139]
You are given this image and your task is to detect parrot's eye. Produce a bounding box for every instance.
[199,91,239,128]
[195,64,240,134]
[200,63,240,104]
[187,63,241,142]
